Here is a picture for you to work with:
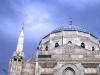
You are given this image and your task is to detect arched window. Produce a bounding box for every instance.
[18,59,21,62]
[68,41,72,44]
[81,42,85,48]
[55,43,59,48]
[92,46,95,51]
[63,67,75,75]
[14,58,17,61]
[37,47,39,50]
[45,46,48,51]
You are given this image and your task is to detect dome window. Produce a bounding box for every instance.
[81,42,85,48]
[14,58,17,61]
[18,59,21,62]
[55,43,59,48]
[68,41,72,44]
[37,47,39,50]
[92,46,95,51]
[45,46,48,51]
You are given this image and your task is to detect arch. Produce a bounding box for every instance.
[57,64,80,75]
[68,41,72,44]
[63,67,75,75]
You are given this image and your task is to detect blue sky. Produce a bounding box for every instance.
[0,0,100,74]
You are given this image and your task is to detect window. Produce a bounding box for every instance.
[92,46,95,51]
[14,58,17,61]
[81,42,85,48]
[63,67,75,75]
[38,55,51,58]
[55,43,59,48]
[18,59,21,62]
[68,41,72,43]
[37,47,39,50]
[45,46,48,51]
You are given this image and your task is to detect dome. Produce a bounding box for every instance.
[38,25,100,52]
[42,26,98,40]
[51,26,88,34]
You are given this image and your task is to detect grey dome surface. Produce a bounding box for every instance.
[51,26,88,34]
[42,26,98,40]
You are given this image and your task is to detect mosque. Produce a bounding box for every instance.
[8,19,100,75]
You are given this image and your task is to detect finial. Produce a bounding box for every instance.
[22,23,24,30]
[68,17,72,30]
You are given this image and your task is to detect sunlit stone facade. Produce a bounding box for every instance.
[9,26,100,75]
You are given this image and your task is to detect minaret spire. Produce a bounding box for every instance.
[14,25,24,57]
[16,26,24,52]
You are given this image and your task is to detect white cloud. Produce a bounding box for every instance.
[22,4,52,24]
[3,0,57,40]
[25,23,56,40]
[21,4,57,40]
[9,2,57,40]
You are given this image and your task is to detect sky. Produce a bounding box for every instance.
[0,0,100,74]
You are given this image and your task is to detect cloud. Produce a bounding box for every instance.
[23,4,52,24]
[58,0,100,9]
[19,4,57,40]
[25,23,56,40]
[0,0,57,38]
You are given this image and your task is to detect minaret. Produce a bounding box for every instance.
[9,26,24,75]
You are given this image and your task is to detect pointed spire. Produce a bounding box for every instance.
[15,25,24,57]
[68,17,72,30]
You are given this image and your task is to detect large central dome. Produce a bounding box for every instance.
[38,25,100,53]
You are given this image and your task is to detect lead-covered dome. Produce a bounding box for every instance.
[38,26,100,53]
[51,26,87,34]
